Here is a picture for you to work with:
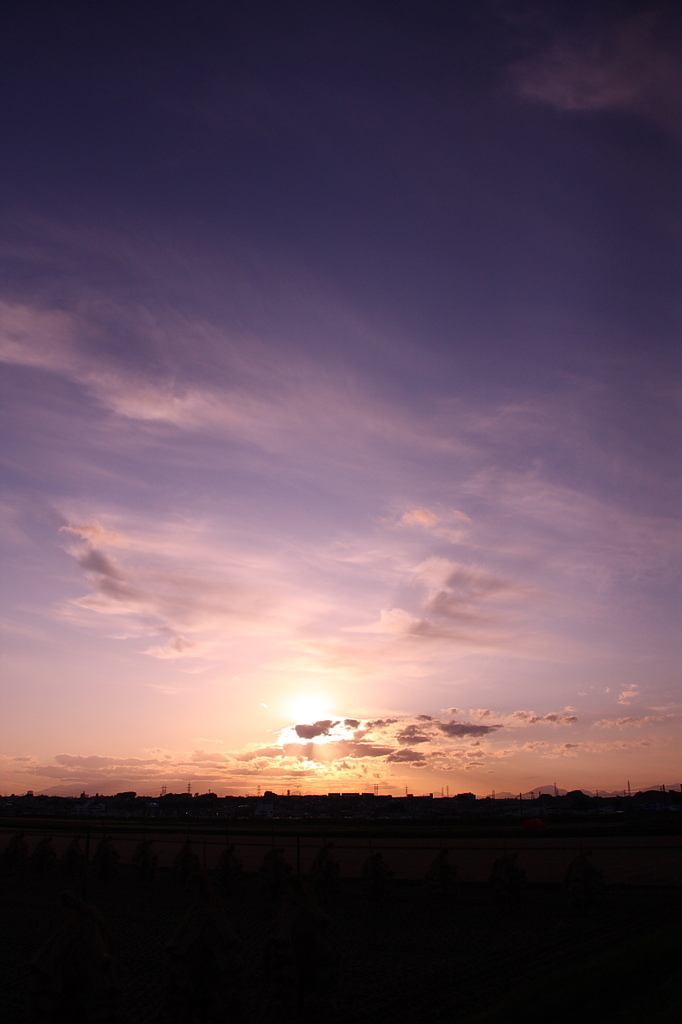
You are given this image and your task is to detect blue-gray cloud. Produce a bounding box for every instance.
[294,720,338,739]
[437,721,503,738]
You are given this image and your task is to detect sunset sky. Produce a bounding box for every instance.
[1,0,680,798]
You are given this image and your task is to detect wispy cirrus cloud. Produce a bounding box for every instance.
[52,495,547,681]
[507,3,682,130]
[56,511,319,663]
[593,714,676,729]
[0,298,476,497]
[461,466,682,587]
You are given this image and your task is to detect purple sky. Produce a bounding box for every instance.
[1,0,680,797]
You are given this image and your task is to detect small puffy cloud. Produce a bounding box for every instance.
[510,710,577,727]
[396,725,432,745]
[387,749,427,763]
[365,718,399,730]
[618,687,640,705]
[399,507,439,528]
[374,607,421,635]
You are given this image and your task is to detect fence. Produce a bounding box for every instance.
[2,822,681,886]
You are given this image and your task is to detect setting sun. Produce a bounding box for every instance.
[287,694,333,725]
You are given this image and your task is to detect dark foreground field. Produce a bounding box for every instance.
[1,849,681,1024]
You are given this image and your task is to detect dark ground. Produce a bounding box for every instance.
[1,857,681,1024]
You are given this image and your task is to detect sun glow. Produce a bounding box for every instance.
[287,693,333,724]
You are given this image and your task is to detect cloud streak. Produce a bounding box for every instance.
[508,3,682,129]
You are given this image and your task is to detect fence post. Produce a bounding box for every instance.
[83,828,91,900]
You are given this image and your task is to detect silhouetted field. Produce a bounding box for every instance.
[1,825,681,1022]
[3,817,680,884]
